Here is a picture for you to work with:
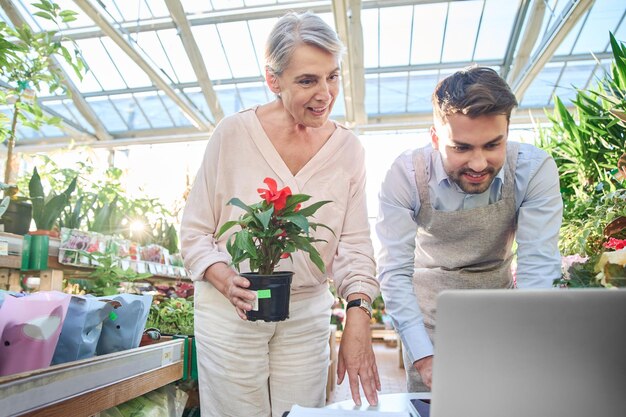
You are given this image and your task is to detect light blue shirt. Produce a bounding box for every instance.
[376,142,563,363]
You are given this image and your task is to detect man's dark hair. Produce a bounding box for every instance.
[432,66,518,123]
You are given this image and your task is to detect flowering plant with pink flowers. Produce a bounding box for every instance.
[216,178,332,275]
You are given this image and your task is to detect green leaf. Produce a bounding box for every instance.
[295,200,332,217]
[255,206,273,230]
[216,220,240,238]
[282,213,309,233]
[227,197,254,214]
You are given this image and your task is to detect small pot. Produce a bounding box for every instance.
[2,200,32,235]
[241,271,293,322]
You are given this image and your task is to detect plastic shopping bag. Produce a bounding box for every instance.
[96,293,153,355]
[51,294,118,365]
[0,291,71,376]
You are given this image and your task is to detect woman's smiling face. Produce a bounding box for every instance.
[269,44,340,128]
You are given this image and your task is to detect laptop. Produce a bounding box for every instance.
[429,289,626,417]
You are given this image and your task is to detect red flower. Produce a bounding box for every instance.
[257,177,292,211]
[603,237,626,250]
[280,253,290,259]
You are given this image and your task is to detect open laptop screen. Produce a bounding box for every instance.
[430,289,626,417]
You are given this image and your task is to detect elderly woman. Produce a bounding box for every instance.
[180,11,380,417]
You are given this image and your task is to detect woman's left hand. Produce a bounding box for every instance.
[337,308,381,406]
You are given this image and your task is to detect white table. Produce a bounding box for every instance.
[326,392,431,413]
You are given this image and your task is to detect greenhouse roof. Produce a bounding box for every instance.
[1,0,625,152]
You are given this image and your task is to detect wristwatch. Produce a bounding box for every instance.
[346,298,372,318]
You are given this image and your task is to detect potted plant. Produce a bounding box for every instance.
[29,166,78,236]
[216,177,332,321]
[0,182,31,235]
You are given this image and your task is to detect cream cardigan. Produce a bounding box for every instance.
[180,107,378,302]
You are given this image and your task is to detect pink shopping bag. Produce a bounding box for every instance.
[0,291,71,376]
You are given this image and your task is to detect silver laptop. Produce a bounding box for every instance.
[430,289,626,417]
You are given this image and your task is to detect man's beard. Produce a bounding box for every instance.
[448,166,499,194]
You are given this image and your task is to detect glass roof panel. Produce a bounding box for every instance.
[157,92,194,127]
[131,29,194,84]
[43,99,92,132]
[219,21,264,78]
[72,38,127,91]
[378,6,413,67]
[248,18,279,73]
[410,3,447,65]
[441,1,483,63]
[361,8,380,68]
[192,25,234,81]
[553,11,585,55]
[379,72,410,114]
[551,60,599,105]
[212,0,245,10]
[215,84,244,115]
[519,62,563,108]
[365,74,379,115]
[84,96,127,132]
[571,1,624,55]
[473,0,519,61]
[179,0,213,14]
[237,82,272,110]
[143,0,170,18]
[102,0,162,22]
[99,37,153,88]
[615,21,626,48]
[110,93,151,130]
[407,70,441,113]
[331,88,345,119]
[132,91,174,129]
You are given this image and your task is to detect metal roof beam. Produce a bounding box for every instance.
[0,0,111,141]
[165,0,224,123]
[73,0,212,131]
[333,0,367,127]
[506,0,546,85]
[511,0,595,102]
[501,0,532,80]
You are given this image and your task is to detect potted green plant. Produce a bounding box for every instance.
[216,177,332,321]
[29,166,77,236]
[0,182,31,235]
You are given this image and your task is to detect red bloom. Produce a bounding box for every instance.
[280,253,290,259]
[257,177,291,211]
[294,203,301,212]
[603,237,626,250]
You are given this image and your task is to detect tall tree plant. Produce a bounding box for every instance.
[0,0,85,184]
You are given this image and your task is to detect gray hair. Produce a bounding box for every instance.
[265,11,345,77]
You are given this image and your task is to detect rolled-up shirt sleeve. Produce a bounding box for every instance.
[333,143,379,302]
[180,133,231,282]
[376,152,433,363]
[514,148,563,288]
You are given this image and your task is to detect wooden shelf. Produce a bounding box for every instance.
[0,339,185,417]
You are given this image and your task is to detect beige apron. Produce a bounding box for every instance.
[404,143,519,391]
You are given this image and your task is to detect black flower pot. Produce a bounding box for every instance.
[1,200,32,235]
[241,271,293,322]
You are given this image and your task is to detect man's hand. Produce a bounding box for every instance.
[204,262,256,320]
[414,355,433,389]
[337,305,381,406]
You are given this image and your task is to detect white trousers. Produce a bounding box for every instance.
[194,281,334,417]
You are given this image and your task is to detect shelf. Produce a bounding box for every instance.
[0,339,184,417]
[0,232,190,289]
